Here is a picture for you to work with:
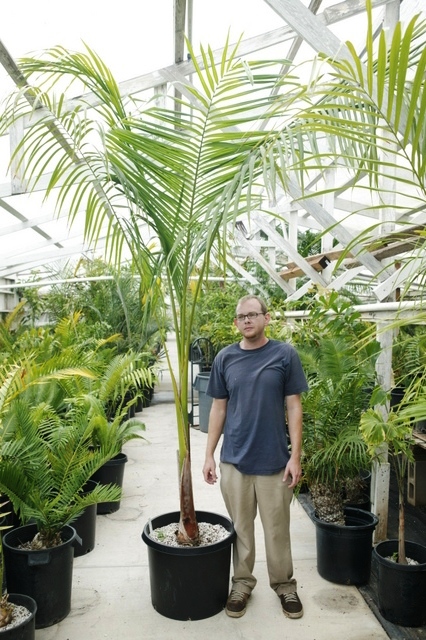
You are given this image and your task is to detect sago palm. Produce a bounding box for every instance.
[0,317,149,546]
[0,395,123,546]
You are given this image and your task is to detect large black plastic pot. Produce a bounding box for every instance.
[312,507,378,585]
[1,594,37,640]
[373,539,426,627]
[2,524,76,629]
[142,510,235,620]
[72,480,97,557]
[90,452,128,514]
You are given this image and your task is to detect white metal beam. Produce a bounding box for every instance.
[286,178,394,282]
[251,212,330,287]
[233,227,294,294]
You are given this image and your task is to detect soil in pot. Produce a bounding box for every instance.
[142,510,235,621]
[0,594,37,639]
[343,493,371,512]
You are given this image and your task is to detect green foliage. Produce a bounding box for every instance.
[0,310,158,419]
[191,283,245,352]
[0,395,125,545]
[270,5,426,277]
[291,290,379,363]
[192,282,298,355]
[295,294,380,513]
[20,259,164,354]
[0,312,152,544]
[360,395,417,563]
[297,229,322,258]
[392,324,426,388]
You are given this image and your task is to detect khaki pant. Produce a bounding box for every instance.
[220,462,296,596]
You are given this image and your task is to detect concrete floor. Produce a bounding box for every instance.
[35,335,389,640]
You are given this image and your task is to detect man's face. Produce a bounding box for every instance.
[234,299,270,339]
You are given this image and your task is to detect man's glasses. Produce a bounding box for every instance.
[235,312,265,322]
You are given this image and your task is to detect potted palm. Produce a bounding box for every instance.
[360,380,426,627]
[284,0,426,596]
[0,36,305,619]
[293,293,379,585]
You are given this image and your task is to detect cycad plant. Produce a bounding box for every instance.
[0,37,305,543]
[0,313,150,547]
[0,395,124,548]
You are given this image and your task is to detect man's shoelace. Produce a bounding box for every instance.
[229,591,247,603]
[282,592,298,603]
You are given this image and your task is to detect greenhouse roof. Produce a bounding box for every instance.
[0,0,425,303]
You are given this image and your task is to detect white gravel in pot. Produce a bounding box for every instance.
[149,522,229,547]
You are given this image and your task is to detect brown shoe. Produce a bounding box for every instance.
[226,590,250,618]
[279,592,303,619]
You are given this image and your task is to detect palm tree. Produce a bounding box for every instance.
[294,293,380,524]
[360,386,420,564]
[270,2,426,270]
[275,2,426,556]
[0,37,305,543]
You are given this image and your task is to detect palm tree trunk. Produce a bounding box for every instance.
[398,487,407,564]
[177,451,200,545]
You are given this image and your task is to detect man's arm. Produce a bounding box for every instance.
[202,397,227,484]
[283,393,303,488]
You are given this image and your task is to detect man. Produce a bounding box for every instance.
[202,294,308,619]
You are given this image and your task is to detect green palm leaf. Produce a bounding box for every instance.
[1,35,303,541]
[274,6,426,203]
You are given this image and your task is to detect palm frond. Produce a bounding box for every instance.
[0,395,129,541]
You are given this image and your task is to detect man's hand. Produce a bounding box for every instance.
[203,456,217,484]
[283,456,302,489]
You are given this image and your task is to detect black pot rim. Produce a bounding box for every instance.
[80,479,98,495]
[2,523,77,554]
[142,510,235,556]
[312,506,378,531]
[7,592,37,613]
[374,539,426,570]
[104,452,128,466]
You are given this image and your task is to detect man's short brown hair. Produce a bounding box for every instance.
[236,295,268,315]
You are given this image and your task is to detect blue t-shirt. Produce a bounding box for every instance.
[207,339,308,475]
